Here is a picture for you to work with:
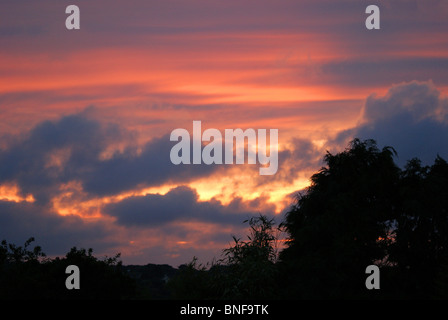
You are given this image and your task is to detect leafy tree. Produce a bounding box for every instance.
[0,239,136,299]
[387,156,448,298]
[279,139,448,299]
[217,215,281,299]
[0,237,49,299]
[0,237,46,263]
[47,247,136,299]
[280,139,401,298]
[169,214,282,299]
[168,256,213,299]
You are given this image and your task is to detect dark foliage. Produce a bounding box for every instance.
[0,239,136,299]
[124,264,178,299]
[280,139,448,299]
[168,215,282,300]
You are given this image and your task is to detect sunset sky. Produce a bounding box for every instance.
[1,0,447,266]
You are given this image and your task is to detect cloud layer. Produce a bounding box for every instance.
[1,80,447,265]
[104,185,275,227]
[0,112,286,264]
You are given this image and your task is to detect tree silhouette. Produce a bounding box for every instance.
[387,156,448,298]
[169,214,282,299]
[0,239,136,299]
[217,215,281,299]
[0,237,48,299]
[279,139,448,299]
[48,247,136,299]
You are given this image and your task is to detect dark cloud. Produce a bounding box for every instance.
[80,132,221,196]
[0,111,224,203]
[335,80,448,166]
[0,113,128,203]
[0,200,115,256]
[103,185,275,227]
[3,109,324,202]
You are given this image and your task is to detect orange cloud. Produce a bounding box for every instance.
[0,182,35,203]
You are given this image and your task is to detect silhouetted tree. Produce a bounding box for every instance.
[168,256,214,299]
[216,215,281,299]
[47,247,136,299]
[279,139,448,299]
[169,214,282,299]
[0,239,136,299]
[387,156,448,298]
[280,139,401,298]
[0,237,49,299]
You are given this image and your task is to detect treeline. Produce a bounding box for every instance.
[1,139,448,299]
[0,240,135,299]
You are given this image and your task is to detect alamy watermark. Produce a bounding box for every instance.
[65,5,380,31]
[65,265,80,290]
[169,121,279,175]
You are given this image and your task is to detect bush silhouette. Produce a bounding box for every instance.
[0,239,136,299]
[169,215,282,299]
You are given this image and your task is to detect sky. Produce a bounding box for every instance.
[0,0,447,266]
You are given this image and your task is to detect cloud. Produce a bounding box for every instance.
[252,137,323,186]
[335,80,448,165]
[0,111,227,203]
[0,110,280,264]
[0,112,131,203]
[0,108,327,205]
[0,200,116,256]
[103,185,275,227]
